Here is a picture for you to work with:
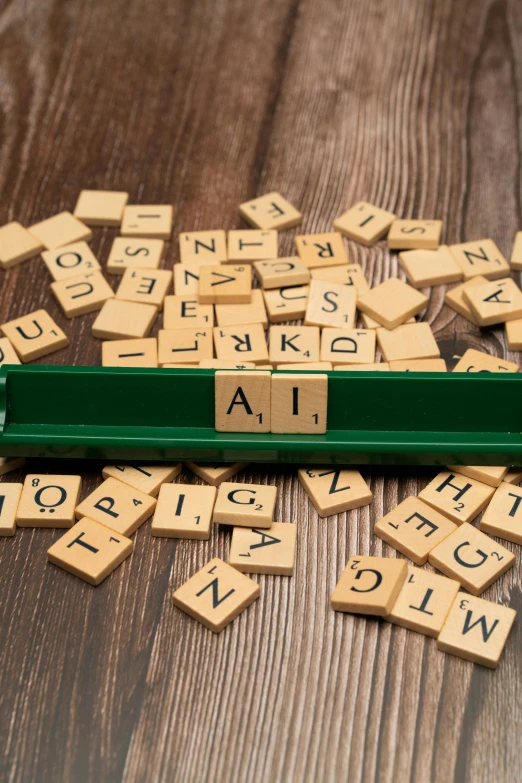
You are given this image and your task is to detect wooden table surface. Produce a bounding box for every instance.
[1,1,522,780]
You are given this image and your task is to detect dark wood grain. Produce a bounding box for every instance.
[0,0,521,781]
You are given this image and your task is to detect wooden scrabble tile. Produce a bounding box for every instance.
[269,325,319,365]
[173,264,200,294]
[115,267,172,310]
[0,483,23,536]
[0,457,25,476]
[213,482,277,528]
[102,338,158,367]
[42,241,101,281]
[164,294,214,329]
[102,463,181,496]
[295,232,348,268]
[480,481,522,544]
[506,318,522,350]
[0,222,43,268]
[270,373,327,434]
[200,360,256,369]
[199,265,251,304]
[510,231,522,270]
[331,555,407,615]
[253,257,310,289]
[437,592,516,668]
[320,328,376,365]
[419,470,495,525]
[388,219,443,250]
[374,496,457,565]
[304,279,356,329]
[310,263,370,295]
[158,328,213,365]
[29,212,92,250]
[333,202,396,246]
[504,468,522,485]
[121,205,173,239]
[75,477,156,536]
[278,362,332,370]
[0,337,20,365]
[387,566,460,637]
[215,371,271,433]
[214,324,268,364]
[151,483,216,539]
[106,237,164,275]
[185,462,248,486]
[443,275,488,324]
[215,289,267,328]
[357,278,428,330]
[17,474,82,527]
[298,467,372,516]
[73,190,129,226]
[51,272,114,318]
[162,363,202,368]
[239,192,301,230]
[92,299,157,339]
[229,522,297,575]
[399,245,463,288]
[179,230,227,264]
[446,466,508,488]
[361,313,415,329]
[47,517,133,586]
[452,348,519,373]
[388,358,447,372]
[263,285,309,322]
[334,362,389,371]
[429,523,515,595]
[228,230,278,262]
[449,239,510,280]
[462,277,522,326]
[172,557,260,633]
[377,323,440,362]
[1,309,68,362]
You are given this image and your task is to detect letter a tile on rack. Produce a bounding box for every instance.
[213,324,268,364]
[269,325,320,365]
[331,556,407,615]
[386,566,460,637]
[419,471,495,524]
[213,482,277,528]
[75,477,157,536]
[215,371,271,433]
[239,192,302,230]
[0,483,23,536]
[320,328,376,365]
[228,522,297,575]
[42,242,101,281]
[295,232,348,268]
[16,475,82,527]
[1,309,69,362]
[158,328,213,365]
[151,483,217,539]
[51,272,114,318]
[179,230,228,265]
[102,463,182,496]
[270,373,327,434]
[106,238,164,275]
[297,468,372,517]
[333,202,396,246]
[121,205,173,239]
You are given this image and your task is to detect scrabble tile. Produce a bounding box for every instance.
[47,517,133,586]
[29,212,92,250]
[172,557,260,633]
[270,373,327,434]
[213,482,277,528]
[0,222,43,268]
[0,337,20,365]
[73,190,129,226]
[429,522,515,595]
[215,371,271,433]
[295,232,348,268]
[0,457,25,476]
[185,462,248,486]
[102,463,181,496]
[200,360,256,369]
[229,522,297,575]
[173,264,200,294]
[462,277,522,326]
[115,267,172,310]
[480,481,522,544]
[310,263,370,295]
[449,239,510,280]
[388,219,443,250]
[387,566,460,637]
[398,245,463,288]
[361,313,415,329]
[51,272,114,318]
[333,202,396,246]
[374,496,457,565]
[269,325,319,365]
[162,363,201,368]
[92,299,157,340]
[443,275,488,324]
[158,328,213,365]
[298,467,372,516]
[42,241,101,281]
[278,362,332,370]
[179,230,228,264]
[445,466,508,488]
[106,237,164,274]
[75,477,156,536]
[437,592,516,668]
[239,192,301,230]
[357,278,428,330]
[331,555,407,615]
[320,328,376,365]
[452,348,519,373]
[304,279,357,329]
[199,265,251,304]
[121,205,173,239]
[1,309,68,362]
[253,257,310,289]
[334,362,389,371]
[228,230,278,262]
[17,474,82,527]
[214,324,268,364]
[0,483,23,536]
[151,483,216,539]
[504,468,522,485]
[506,318,522,350]
[263,285,309,322]
[419,470,495,525]
[377,323,440,362]
[215,289,267,328]
[164,294,214,329]
[388,358,447,372]
[102,338,158,367]
[510,231,522,270]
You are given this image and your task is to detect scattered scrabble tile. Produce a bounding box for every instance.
[51,272,114,318]
[386,566,460,637]
[271,373,327,434]
[0,222,43,268]
[452,348,519,373]
[239,192,301,230]
[75,476,156,536]
[374,496,456,565]
[213,482,277,528]
[333,202,396,246]
[215,371,271,433]
[115,267,172,310]
[199,265,251,304]
[0,483,23,536]
[388,358,447,372]
[361,313,415,329]
[462,278,522,326]
[449,239,510,280]
[388,219,442,250]
[215,289,267,328]
[278,362,332,370]
[200,359,256,369]
[437,592,516,668]
[73,190,129,226]
[357,278,428,330]
[214,324,268,364]
[445,465,508,488]
[0,337,20,365]
[310,263,370,295]
[253,257,310,289]
[504,468,522,485]
[172,557,260,633]
[295,232,348,268]
[298,467,372,517]
[92,299,157,339]
[480,481,522,544]
[173,263,199,294]
[0,457,25,476]
[331,555,407,615]
[506,318,522,350]
[17,474,82,527]
[377,323,440,362]
[1,309,68,362]
[304,279,356,329]
[106,237,164,275]
[227,230,277,262]
[269,325,319,365]
[42,241,101,281]
[164,294,214,329]
[443,275,488,324]
[121,205,173,239]
[179,230,228,264]
[151,483,217,539]
[320,328,376,365]
[334,362,389,371]
[419,470,494,524]
[158,328,213,365]
[47,517,133,586]
[263,285,309,322]
[511,231,522,270]
[229,522,297,575]
[398,245,463,288]
[185,462,248,486]
[29,212,92,250]
[102,338,158,367]
[102,463,181,496]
